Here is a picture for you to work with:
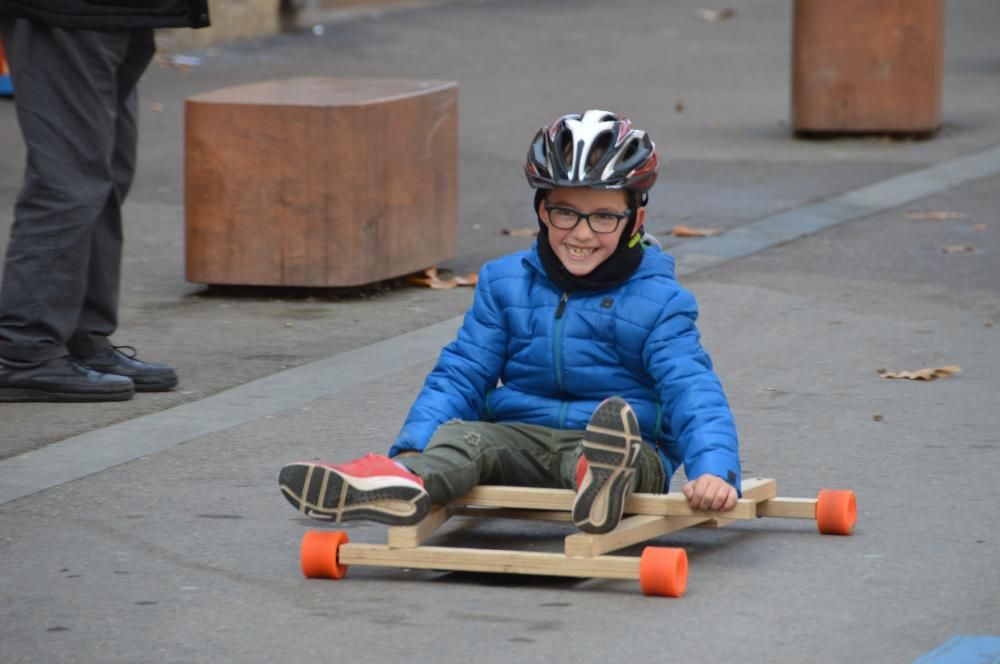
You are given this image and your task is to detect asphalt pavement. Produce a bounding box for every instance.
[1,1,998,662]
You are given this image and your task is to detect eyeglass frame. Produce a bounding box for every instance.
[542,204,633,234]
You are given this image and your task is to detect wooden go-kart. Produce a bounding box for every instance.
[298,478,856,598]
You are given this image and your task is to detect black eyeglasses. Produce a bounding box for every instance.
[544,205,631,234]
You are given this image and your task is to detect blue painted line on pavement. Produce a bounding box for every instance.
[914,635,1000,663]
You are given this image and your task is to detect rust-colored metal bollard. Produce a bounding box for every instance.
[791,0,944,136]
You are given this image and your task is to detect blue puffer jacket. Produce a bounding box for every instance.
[389,243,741,493]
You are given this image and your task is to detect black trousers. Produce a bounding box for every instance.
[0,17,155,362]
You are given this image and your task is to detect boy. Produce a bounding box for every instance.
[279,110,741,534]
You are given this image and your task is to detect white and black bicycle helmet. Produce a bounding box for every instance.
[524,110,659,196]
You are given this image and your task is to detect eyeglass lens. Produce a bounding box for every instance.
[546,206,626,234]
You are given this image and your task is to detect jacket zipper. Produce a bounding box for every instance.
[555,292,569,319]
[553,292,569,392]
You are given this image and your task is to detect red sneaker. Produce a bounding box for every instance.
[572,397,642,534]
[279,453,430,525]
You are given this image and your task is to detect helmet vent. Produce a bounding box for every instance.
[589,132,613,170]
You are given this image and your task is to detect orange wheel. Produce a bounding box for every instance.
[300,530,349,579]
[639,546,688,598]
[816,489,857,536]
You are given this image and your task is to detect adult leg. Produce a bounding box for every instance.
[0,18,134,400]
[0,18,132,362]
[68,29,155,357]
[65,28,176,391]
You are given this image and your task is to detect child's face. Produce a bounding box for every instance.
[538,186,646,277]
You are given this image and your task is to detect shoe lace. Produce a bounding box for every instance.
[111,345,138,359]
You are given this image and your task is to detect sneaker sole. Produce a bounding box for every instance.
[573,397,643,534]
[0,387,135,403]
[278,462,430,526]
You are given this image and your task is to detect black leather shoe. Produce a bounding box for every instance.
[0,355,135,402]
[74,346,178,392]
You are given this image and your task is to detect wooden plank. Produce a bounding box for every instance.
[455,486,759,520]
[339,543,640,579]
[740,477,778,501]
[455,486,571,510]
[623,494,757,519]
[454,478,777,528]
[386,505,451,548]
[622,492,760,521]
[453,507,573,522]
[564,515,708,558]
[693,480,774,526]
[757,497,817,519]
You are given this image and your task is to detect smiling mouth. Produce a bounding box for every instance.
[565,245,597,258]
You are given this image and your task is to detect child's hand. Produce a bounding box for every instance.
[682,474,738,511]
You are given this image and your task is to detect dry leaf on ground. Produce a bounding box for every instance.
[408,267,478,289]
[665,224,723,237]
[941,245,975,254]
[697,8,736,21]
[501,227,538,238]
[904,211,969,221]
[877,365,961,380]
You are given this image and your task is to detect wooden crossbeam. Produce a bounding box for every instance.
[455,480,774,521]
[695,478,777,528]
[740,477,779,500]
[387,505,451,548]
[564,515,709,558]
[453,486,571,510]
[339,543,640,579]
[757,497,817,519]
[453,507,573,521]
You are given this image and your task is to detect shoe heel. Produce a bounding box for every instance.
[573,397,643,534]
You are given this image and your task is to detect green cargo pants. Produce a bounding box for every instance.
[397,420,666,505]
